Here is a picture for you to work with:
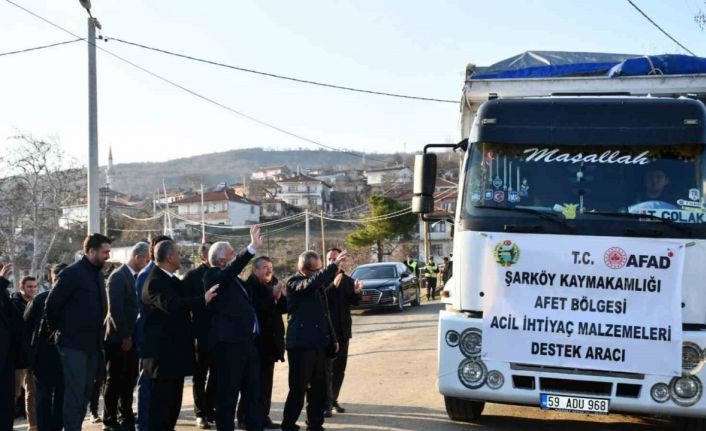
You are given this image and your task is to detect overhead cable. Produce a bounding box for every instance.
[0,38,82,57]
[104,37,459,104]
[626,0,697,56]
[2,0,388,164]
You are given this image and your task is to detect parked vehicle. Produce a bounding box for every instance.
[351,262,420,312]
[413,52,706,430]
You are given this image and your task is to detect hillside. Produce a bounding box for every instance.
[106,147,403,196]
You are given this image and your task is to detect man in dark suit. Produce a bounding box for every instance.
[281,250,346,431]
[0,262,25,431]
[183,241,215,429]
[203,225,263,431]
[141,240,219,430]
[46,233,111,431]
[103,242,149,430]
[236,256,286,429]
[324,248,362,416]
[24,263,67,431]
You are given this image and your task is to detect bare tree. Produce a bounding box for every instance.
[0,134,83,278]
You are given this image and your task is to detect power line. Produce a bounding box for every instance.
[0,38,82,57]
[103,37,459,104]
[2,0,389,164]
[626,0,697,56]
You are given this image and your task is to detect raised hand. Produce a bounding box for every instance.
[205,283,220,304]
[249,225,263,249]
[273,280,285,298]
[333,250,348,267]
[354,279,364,294]
[0,263,12,281]
[278,281,287,297]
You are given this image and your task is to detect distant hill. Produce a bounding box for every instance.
[106,148,403,196]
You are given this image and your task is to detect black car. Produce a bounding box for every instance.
[350,262,420,312]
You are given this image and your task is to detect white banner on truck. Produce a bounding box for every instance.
[481,234,685,377]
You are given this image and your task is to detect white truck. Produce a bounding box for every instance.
[412,52,706,429]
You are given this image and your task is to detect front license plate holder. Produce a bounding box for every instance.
[540,393,609,415]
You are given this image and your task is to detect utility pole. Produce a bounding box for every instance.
[320,209,325,253]
[200,184,205,242]
[86,15,102,235]
[304,209,310,251]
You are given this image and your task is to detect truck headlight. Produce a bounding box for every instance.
[445,330,460,347]
[650,383,670,403]
[670,376,702,407]
[682,342,703,374]
[486,370,504,389]
[458,358,487,389]
[459,328,482,358]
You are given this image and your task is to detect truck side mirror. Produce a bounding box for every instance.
[412,153,437,214]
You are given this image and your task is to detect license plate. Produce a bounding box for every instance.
[362,295,372,302]
[540,393,609,414]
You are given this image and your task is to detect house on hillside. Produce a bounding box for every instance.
[260,198,300,220]
[251,165,291,181]
[364,166,412,186]
[172,189,260,229]
[276,175,332,211]
[60,191,147,229]
[154,188,191,205]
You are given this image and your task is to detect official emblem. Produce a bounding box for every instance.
[689,188,701,201]
[494,240,520,267]
[604,247,628,269]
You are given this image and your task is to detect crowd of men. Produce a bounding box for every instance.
[0,224,364,431]
[405,254,453,300]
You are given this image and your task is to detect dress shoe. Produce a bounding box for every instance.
[263,416,279,429]
[332,401,346,413]
[91,413,103,424]
[102,421,122,431]
[323,408,332,418]
[195,417,211,429]
[236,420,247,429]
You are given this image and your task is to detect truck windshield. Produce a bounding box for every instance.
[462,142,706,238]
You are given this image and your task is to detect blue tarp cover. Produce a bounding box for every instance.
[471,51,706,80]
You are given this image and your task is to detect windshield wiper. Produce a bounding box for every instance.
[473,205,575,232]
[583,211,692,236]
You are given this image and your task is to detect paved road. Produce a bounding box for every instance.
[14,301,675,430]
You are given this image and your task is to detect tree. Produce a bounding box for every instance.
[0,134,82,278]
[697,2,706,30]
[345,195,417,262]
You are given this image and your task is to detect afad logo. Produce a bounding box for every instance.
[603,247,673,270]
[494,240,520,267]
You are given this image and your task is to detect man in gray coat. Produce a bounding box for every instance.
[102,242,149,430]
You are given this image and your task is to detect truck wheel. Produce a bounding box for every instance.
[411,286,421,306]
[676,417,706,431]
[444,396,485,422]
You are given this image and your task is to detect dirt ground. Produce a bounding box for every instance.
[14,301,677,430]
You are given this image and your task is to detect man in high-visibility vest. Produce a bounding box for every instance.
[424,257,439,300]
[404,256,419,278]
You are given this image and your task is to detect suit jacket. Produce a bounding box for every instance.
[247,275,287,363]
[24,291,62,384]
[135,261,155,357]
[0,277,27,372]
[105,264,138,343]
[182,263,210,344]
[141,266,204,378]
[203,249,256,346]
[45,256,108,353]
[285,264,338,350]
[325,272,361,342]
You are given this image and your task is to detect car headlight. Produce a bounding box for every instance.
[445,330,460,347]
[459,328,482,358]
[682,342,703,374]
[458,358,487,389]
[670,376,703,406]
[486,370,504,389]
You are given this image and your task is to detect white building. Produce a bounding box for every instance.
[251,165,291,181]
[417,179,458,261]
[172,189,260,228]
[364,166,413,186]
[276,175,332,210]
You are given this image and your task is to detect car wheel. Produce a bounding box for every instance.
[411,285,421,306]
[396,290,404,312]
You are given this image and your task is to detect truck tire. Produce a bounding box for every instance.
[444,396,485,422]
[676,417,706,431]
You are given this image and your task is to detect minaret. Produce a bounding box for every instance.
[106,146,114,189]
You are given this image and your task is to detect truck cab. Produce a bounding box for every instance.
[414,52,706,429]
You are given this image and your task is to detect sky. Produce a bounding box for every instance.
[0,0,704,166]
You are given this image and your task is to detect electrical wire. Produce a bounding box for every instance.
[626,0,697,56]
[207,217,308,239]
[104,37,459,104]
[119,211,164,221]
[0,38,82,57]
[168,210,305,230]
[2,0,389,164]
